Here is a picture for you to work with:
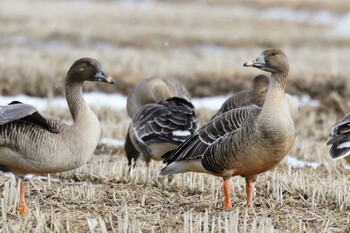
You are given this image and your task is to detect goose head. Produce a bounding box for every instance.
[67,58,115,84]
[243,49,289,75]
[251,74,269,95]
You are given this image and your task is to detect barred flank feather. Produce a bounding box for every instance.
[327,112,350,159]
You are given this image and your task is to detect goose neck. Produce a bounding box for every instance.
[260,72,288,116]
[65,80,88,122]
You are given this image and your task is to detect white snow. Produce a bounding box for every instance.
[286,156,321,169]
[0,92,320,113]
[0,93,127,111]
[99,138,125,147]
[334,13,350,36]
[260,7,350,37]
[87,218,99,230]
[263,7,336,24]
[292,95,320,107]
[192,95,229,111]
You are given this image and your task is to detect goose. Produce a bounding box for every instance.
[327,112,350,163]
[125,77,192,167]
[0,58,115,214]
[211,74,269,119]
[126,77,191,118]
[128,97,198,177]
[159,49,295,209]
[212,74,298,120]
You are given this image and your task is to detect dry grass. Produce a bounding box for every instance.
[1,0,350,232]
[1,102,350,232]
[0,154,349,232]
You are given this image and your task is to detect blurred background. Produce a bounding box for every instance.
[1,0,350,99]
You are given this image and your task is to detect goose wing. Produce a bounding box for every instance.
[130,97,198,149]
[0,101,59,133]
[163,105,261,164]
[0,101,37,125]
[211,91,252,119]
[327,112,350,159]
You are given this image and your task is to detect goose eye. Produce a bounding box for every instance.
[79,67,84,71]
[271,53,276,56]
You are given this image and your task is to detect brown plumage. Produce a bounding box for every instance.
[212,74,298,120]
[129,97,198,171]
[124,77,194,176]
[0,58,115,214]
[160,49,295,209]
[126,77,191,118]
[211,75,268,119]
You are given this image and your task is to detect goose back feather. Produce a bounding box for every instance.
[212,74,298,120]
[212,75,268,119]
[125,77,192,166]
[129,97,198,163]
[126,77,191,118]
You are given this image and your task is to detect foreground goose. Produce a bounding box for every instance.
[0,58,115,214]
[212,74,298,120]
[327,113,350,163]
[125,77,192,168]
[160,49,295,208]
[128,97,198,177]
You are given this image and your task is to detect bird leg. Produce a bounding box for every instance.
[245,176,257,208]
[223,178,232,209]
[18,179,28,215]
[146,161,150,181]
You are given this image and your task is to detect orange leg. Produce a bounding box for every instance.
[245,179,255,208]
[18,180,28,215]
[223,178,232,209]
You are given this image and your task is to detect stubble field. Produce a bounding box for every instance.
[0,0,350,232]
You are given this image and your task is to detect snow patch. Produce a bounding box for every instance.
[0,93,319,113]
[99,138,125,147]
[192,95,229,111]
[87,218,98,230]
[286,156,321,169]
[334,13,350,36]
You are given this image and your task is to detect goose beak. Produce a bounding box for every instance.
[243,55,266,68]
[94,68,116,84]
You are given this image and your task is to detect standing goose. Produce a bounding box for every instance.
[126,77,191,118]
[160,49,295,209]
[211,74,269,119]
[0,58,115,214]
[129,97,198,177]
[212,74,298,120]
[327,113,350,163]
[124,77,192,167]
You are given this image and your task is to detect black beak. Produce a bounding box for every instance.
[243,55,266,68]
[94,68,115,84]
